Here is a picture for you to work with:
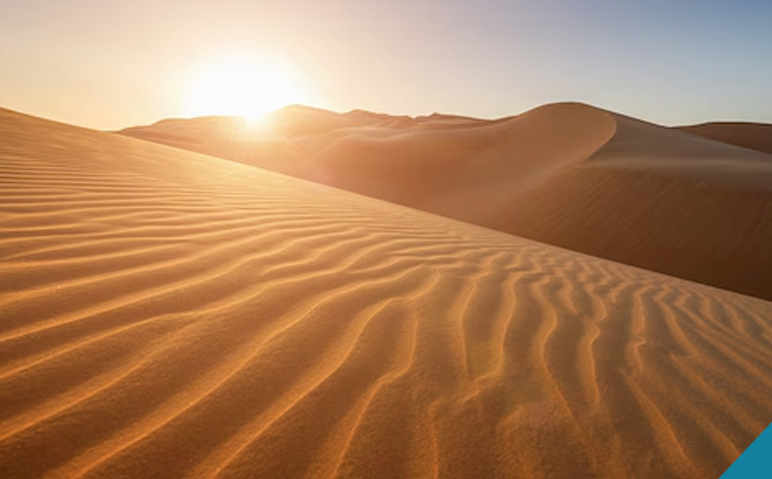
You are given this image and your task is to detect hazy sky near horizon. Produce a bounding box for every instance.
[1,0,770,129]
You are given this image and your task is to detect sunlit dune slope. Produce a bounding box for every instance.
[677,122,772,155]
[120,103,772,300]
[3,107,772,479]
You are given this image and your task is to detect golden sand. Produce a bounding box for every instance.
[1,107,771,478]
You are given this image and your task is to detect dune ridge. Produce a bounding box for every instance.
[119,103,772,300]
[2,107,772,478]
[677,122,772,156]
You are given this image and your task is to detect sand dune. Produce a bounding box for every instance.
[503,111,772,301]
[677,122,772,155]
[2,107,772,478]
[120,103,772,300]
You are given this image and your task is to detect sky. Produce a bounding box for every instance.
[1,0,771,130]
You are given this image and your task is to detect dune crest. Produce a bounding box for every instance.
[2,107,772,478]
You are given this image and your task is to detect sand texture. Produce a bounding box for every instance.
[2,107,772,478]
[120,104,772,301]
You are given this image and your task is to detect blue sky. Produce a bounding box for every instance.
[1,0,770,129]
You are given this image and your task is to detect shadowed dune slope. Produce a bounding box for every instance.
[120,104,772,300]
[3,107,772,479]
[677,122,772,155]
[501,113,772,301]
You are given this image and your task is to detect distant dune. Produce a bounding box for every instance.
[677,122,772,155]
[120,103,772,300]
[2,107,772,478]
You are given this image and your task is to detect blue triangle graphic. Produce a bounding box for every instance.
[720,422,772,478]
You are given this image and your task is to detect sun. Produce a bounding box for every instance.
[182,54,309,121]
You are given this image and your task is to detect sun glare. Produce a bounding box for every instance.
[183,54,309,121]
